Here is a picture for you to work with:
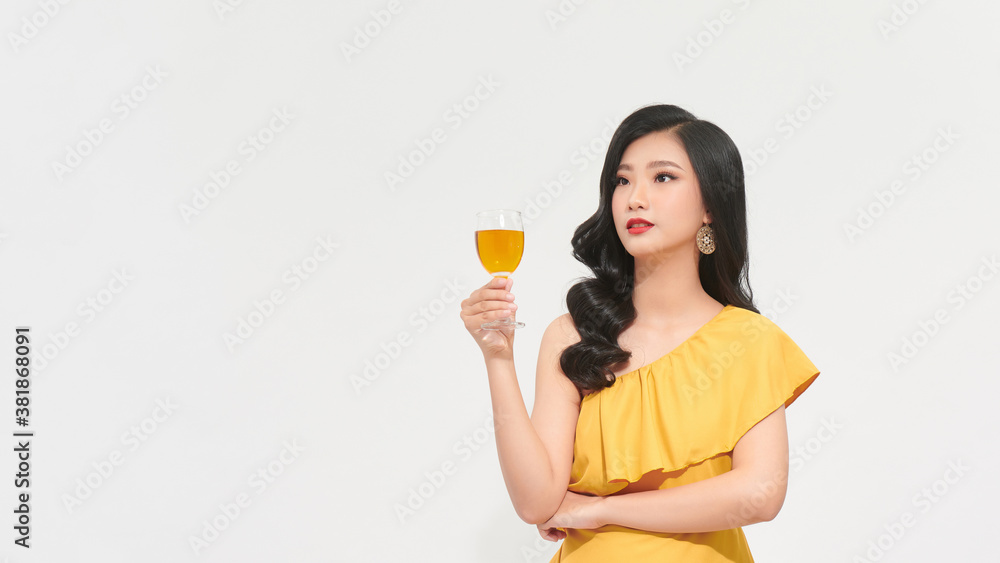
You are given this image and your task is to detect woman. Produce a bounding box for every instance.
[460,104,820,561]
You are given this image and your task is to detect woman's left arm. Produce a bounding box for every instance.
[539,405,790,535]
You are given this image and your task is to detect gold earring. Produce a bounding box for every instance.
[696,223,715,254]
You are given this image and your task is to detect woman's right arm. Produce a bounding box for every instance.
[487,315,582,524]
[461,278,582,525]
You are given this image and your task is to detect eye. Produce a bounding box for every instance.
[615,176,628,186]
[655,172,676,182]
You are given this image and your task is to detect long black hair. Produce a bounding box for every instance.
[559,104,758,396]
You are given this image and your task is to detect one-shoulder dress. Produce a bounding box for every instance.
[548,304,821,562]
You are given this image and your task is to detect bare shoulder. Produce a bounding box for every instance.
[541,313,583,371]
[535,312,583,407]
[547,312,582,346]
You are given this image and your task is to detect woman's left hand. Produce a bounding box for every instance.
[537,490,606,538]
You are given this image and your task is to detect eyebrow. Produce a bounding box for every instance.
[617,160,684,172]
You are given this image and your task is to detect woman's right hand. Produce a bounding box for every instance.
[537,523,567,542]
[459,276,518,358]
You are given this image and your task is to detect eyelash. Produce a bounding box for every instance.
[615,172,676,186]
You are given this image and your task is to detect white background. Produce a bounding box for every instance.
[1,0,997,561]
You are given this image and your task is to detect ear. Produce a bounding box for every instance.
[703,209,713,224]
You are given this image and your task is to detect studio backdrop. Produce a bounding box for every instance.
[1,1,997,561]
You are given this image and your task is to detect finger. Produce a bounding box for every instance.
[463,309,514,333]
[467,282,514,304]
[487,276,512,291]
[483,278,514,298]
[497,310,517,328]
[475,310,513,325]
[477,288,515,305]
[462,290,515,316]
[476,300,517,317]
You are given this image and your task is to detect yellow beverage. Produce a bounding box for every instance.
[475,229,524,276]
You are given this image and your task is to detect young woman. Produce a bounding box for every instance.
[460,104,820,561]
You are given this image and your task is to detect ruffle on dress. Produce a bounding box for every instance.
[568,305,820,495]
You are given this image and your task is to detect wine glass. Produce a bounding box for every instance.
[475,209,525,330]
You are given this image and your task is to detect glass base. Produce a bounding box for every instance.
[481,318,525,330]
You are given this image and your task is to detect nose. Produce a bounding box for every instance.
[628,180,647,210]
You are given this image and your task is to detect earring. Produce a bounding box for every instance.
[696,223,715,254]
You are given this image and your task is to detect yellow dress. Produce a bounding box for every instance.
[548,304,820,562]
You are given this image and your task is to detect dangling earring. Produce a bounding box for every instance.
[696,223,716,254]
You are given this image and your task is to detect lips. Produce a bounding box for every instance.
[626,218,654,228]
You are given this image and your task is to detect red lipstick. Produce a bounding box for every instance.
[626,217,654,234]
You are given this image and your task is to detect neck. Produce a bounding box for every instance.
[630,246,718,328]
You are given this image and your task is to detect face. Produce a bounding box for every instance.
[611,130,710,259]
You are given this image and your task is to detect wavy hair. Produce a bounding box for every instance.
[559,104,758,397]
